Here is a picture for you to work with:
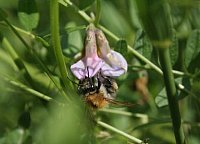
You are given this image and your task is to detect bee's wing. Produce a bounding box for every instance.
[104,98,136,107]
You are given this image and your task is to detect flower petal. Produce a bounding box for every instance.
[70,59,85,79]
[71,24,104,79]
[95,29,111,58]
[101,50,128,77]
[96,29,128,77]
[71,57,104,79]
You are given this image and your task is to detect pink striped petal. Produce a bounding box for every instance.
[101,50,127,77]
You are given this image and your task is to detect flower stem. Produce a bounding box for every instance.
[94,0,101,26]
[50,0,73,98]
[158,48,186,144]
[99,108,148,119]
[97,121,143,144]
[4,76,52,101]
[64,0,92,22]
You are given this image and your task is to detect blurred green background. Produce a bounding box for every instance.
[0,0,200,143]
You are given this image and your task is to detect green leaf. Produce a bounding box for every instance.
[115,40,128,58]
[0,8,7,21]
[72,0,95,10]
[18,0,39,31]
[185,30,200,67]
[155,87,168,107]
[155,78,183,107]
[155,77,192,103]
[134,30,153,60]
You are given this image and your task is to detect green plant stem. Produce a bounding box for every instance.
[50,0,73,99]
[99,25,164,74]
[97,121,143,144]
[94,0,101,26]
[158,48,186,144]
[99,108,148,119]
[64,0,92,22]
[4,76,52,101]
[2,75,64,106]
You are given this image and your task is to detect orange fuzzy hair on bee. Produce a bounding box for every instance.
[85,93,108,109]
[85,93,136,109]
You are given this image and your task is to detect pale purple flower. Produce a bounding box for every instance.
[70,25,104,80]
[95,29,128,77]
[70,25,128,80]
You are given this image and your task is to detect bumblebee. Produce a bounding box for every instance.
[78,74,118,108]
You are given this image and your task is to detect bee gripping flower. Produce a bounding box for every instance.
[70,24,128,80]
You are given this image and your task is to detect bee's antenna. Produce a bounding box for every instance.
[86,66,93,87]
[87,66,90,78]
[97,73,101,90]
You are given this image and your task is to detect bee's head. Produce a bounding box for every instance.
[78,68,101,96]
